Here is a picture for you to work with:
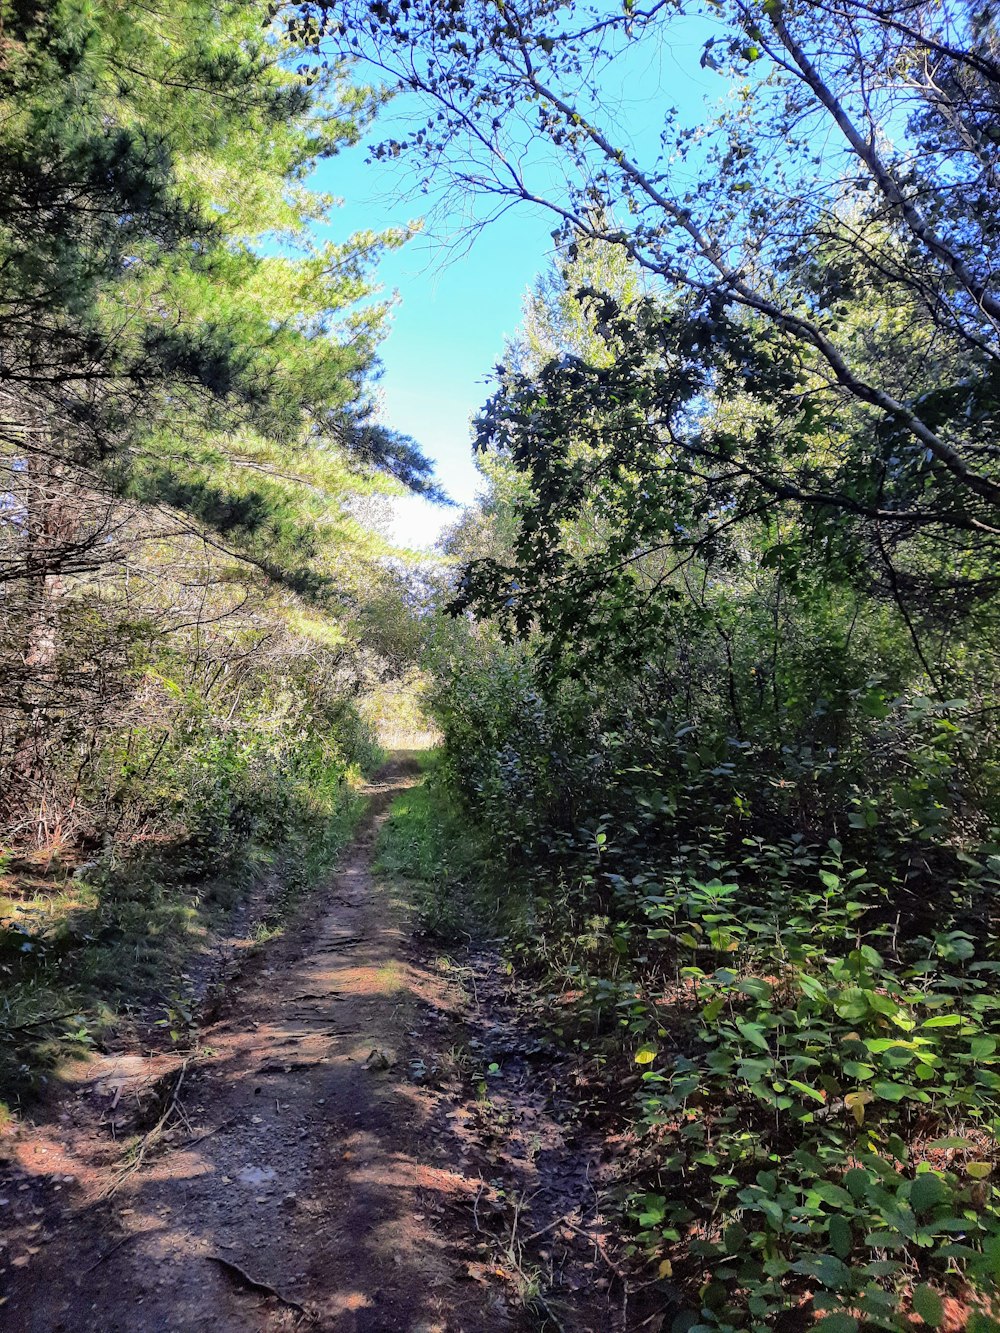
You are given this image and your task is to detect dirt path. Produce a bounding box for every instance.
[1,756,518,1332]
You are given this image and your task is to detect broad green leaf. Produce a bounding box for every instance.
[841,1061,874,1080]
[911,1285,944,1328]
[735,1019,770,1051]
[829,1213,852,1259]
[789,1078,826,1103]
[844,1168,871,1200]
[791,1252,851,1289]
[814,1317,858,1333]
[910,1173,948,1213]
[812,1180,853,1208]
[966,1161,993,1179]
[871,1080,909,1101]
[736,978,772,1001]
[723,1222,747,1253]
[864,1037,915,1055]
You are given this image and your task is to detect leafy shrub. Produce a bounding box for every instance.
[425,612,1000,1326]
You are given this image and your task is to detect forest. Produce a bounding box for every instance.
[2,1,1000,1331]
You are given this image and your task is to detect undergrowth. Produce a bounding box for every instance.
[0,751,376,1109]
[421,649,1000,1331]
[376,752,509,939]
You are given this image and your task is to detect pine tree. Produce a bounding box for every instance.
[0,1,434,840]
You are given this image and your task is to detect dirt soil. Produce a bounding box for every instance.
[0,756,638,1332]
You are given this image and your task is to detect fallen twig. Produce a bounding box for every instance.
[82,1232,139,1274]
[561,1217,621,1275]
[523,1214,565,1245]
[183,1116,237,1149]
[101,1059,189,1198]
[207,1254,308,1315]
[636,1307,667,1330]
[256,1059,328,1074]
[527,1292,568,1332]
[0,1009,82,1039]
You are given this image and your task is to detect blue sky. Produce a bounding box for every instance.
[321,164,558,547]
[311,15,723,548]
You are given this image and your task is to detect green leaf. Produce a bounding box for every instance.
[812,1180,853,1208]
[791,1252,851,1289]
[789,1078,826,1103]
[735,1018,769,1051]
[736,977,773,1001]
[814,1316,858,1333]
[842,1061,874,1080]
[911,1285,944,1328]
[871,1080,909,1101]
[634,1044,658,1065]
[910,1173,948,1213]
[723,1222,747,1253]
[759,1197,784,1226]
[865,1038,914,1054]
[829,1213,853,1259]
[864,1230,906,1249]
[844,1168,871,1200]
[738,1058,773,1081]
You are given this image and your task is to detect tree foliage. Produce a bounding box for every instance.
[309,0,1000,537]
[0,0,437,1077]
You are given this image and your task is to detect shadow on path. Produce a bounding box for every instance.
[2,755,510,1333]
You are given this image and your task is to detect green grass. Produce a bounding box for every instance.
[375,751,512,939]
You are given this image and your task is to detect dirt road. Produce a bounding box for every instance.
[1,756,517,1332]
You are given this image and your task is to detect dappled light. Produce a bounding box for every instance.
[3,1,1000,1329]
[3,764,506,1330]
